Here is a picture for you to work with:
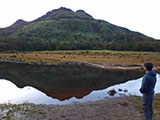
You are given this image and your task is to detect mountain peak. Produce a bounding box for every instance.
[76,10,93,19]
[11,19,28,28]
[54,7,73,12]
[76,10,86,13]
[13,19,26,25]
[34,7,93,22]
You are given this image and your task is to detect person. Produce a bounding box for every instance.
[140,62,157,120]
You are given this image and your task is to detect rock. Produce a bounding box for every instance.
[118,89,123,92]
[1,109,10,118]
[118,102,129,107]
[108,89,117,96]
[124,90,128,92]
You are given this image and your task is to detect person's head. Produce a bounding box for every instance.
[144,62,153,71]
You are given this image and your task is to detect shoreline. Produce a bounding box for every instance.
[0,95,160,120]
[1,60,160,73]
[1,96,140,120]
[0,59,145,70]
[0,50,160,71]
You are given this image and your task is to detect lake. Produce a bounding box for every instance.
[0,62,155,104]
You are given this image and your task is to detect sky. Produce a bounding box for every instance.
[0,0,160,39]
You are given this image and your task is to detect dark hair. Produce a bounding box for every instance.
[144,62,153,71]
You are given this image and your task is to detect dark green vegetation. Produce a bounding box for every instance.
[0,7,160,51]
[0,62,144,100]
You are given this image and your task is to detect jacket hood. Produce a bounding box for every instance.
[147,70,156,77]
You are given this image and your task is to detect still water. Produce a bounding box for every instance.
[0,62,151,104]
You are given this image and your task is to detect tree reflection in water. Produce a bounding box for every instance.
[0,62,144,101]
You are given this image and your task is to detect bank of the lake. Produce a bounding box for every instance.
[0,50,160,67]
[1,95,160,120]
[0,50,160,119]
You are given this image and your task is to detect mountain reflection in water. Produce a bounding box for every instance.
[0,62,144,104]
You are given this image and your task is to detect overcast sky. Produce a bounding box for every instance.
[0,0,159,39]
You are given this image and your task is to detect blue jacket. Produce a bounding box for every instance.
[140,70,157,95]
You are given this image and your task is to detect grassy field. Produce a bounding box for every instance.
[0,50,160,67]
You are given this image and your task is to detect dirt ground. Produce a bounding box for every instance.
[0,96,144,120]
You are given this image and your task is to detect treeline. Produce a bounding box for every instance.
[1,18,158,52]
[0,37,160,52]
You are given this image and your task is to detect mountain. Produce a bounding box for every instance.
[0,19,29,37]
[33,7,93,22]
[0,7,94,37]
[0,7,150,40]
[0,7,159,51]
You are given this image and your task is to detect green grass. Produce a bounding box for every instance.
[1,50,160,55]
[33,50,160,55]
[153,94,160,116]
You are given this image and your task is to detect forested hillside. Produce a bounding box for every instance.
[0,7,160,51]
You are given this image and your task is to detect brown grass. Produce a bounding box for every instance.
[0,51,160,67]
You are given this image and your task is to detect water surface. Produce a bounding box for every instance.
[0,62,146,104]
